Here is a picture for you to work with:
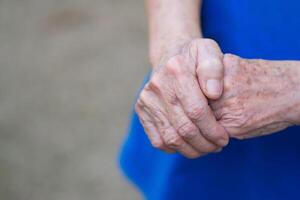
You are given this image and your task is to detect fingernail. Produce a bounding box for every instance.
[218,138,229,146]
[206,79,221,97]
[214,148,223,153]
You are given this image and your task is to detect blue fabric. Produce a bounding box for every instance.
[119,1,300,199]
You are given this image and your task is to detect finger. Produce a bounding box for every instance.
[166,55,229,147]
[153,63,220,152]
[195,39,224,99]
[163,99,220,153]
[135,100,175,153]
[143,106,201,159]
[140,89,202,158]
[155,116,203,159]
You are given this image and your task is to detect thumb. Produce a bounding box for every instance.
[195,39,224,99]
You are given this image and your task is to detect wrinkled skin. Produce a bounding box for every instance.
[135,39,229,158]
[211,54,300,140]
[143,0,300,158]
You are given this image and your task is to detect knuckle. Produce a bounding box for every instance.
[146,76,161,93]
[166,55,181,67]
[151,140,165,149]
[165,135,183,148]
[202,38,218,46]
[165,56,185,76]
[135,98,144,111]
[177,122,198,140]
[165,93,178,106]
[200,128,215,140]
[223,53,240,65]
[138,91,148,105]
[186,105,208,121]
[198,58,222,71]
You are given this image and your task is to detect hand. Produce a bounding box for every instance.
[210,54,300,139]
[136,39,229,158]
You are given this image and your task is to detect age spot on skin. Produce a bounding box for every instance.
[246,78,252,85]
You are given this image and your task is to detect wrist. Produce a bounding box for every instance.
[282,61,300,125]
[147,0,202,67]
[149,33,201,67]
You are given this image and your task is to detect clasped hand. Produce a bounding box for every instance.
[136,39,300,158]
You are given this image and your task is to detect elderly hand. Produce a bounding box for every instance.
[135,39,229,158]
[210,54,300,140]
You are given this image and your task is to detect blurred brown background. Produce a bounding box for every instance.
[0,0,147,199]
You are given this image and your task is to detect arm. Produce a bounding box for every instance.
[147,0,201,67]
[210,54,300,139]
[135,0,229,158]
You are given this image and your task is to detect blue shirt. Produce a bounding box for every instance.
[119,1,300,199]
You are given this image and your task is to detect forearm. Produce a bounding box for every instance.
[146,0,202,66]
[271,60,300,125]
[237,57,300,126]
[208,55,300,139]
